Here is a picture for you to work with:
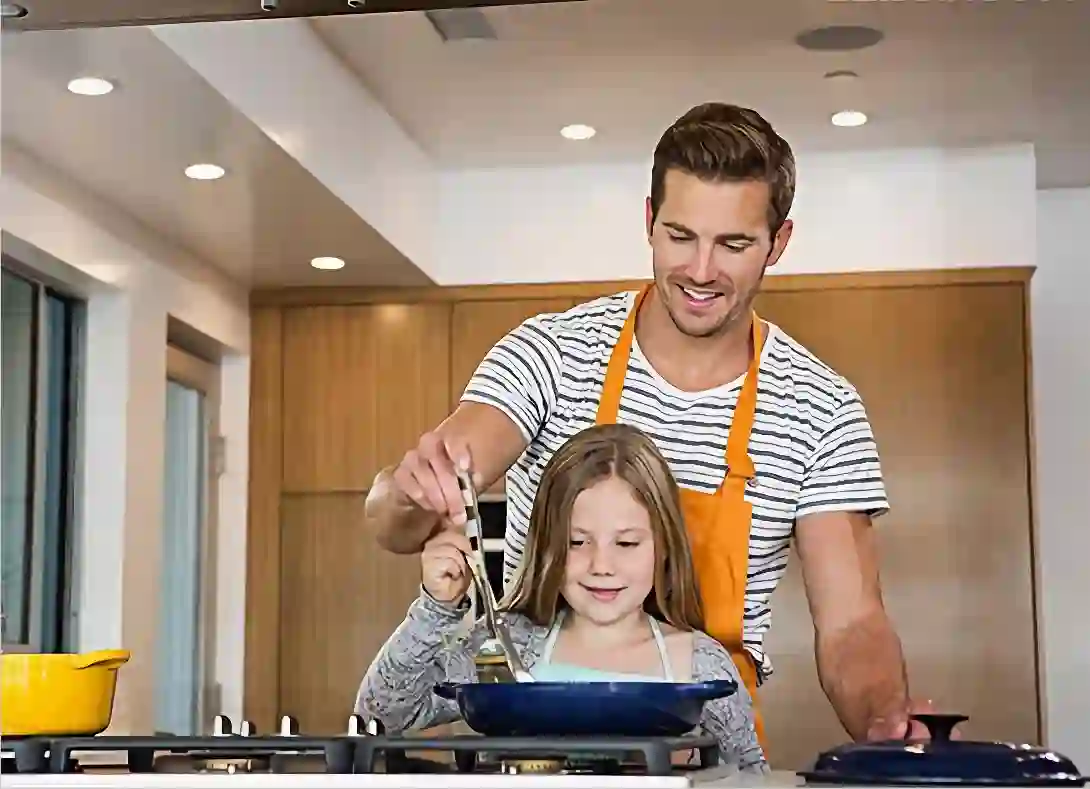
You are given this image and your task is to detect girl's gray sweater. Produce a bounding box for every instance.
[354,588,768,772]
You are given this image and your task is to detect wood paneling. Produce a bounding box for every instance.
[246,269,1040,754]
[278,494,423,735]
[280,303,452,492]
[244,306,284,732]
[755,282,1039,768]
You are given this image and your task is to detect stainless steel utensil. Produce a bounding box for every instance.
[456,470,534,684]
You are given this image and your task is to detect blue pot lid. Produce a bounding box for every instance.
[800,714,1086,787]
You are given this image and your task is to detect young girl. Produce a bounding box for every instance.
[355,423,766,772]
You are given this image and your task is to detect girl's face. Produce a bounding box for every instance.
[562,475,657,627]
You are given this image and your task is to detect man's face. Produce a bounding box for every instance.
[645,169,792,339]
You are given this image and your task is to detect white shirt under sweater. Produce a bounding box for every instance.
[460,290,890,682]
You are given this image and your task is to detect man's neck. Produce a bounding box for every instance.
[635,288,757,393]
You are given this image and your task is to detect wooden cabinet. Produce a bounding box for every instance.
[278,494,422,734]
[280,303,452,493]
[247,270,1040,756]
[755,282,1038,768]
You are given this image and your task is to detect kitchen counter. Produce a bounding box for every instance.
[4,768,1079,788]
[0,767,794,788]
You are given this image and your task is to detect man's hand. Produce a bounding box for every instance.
[365,402,530,555]
[392,430,476,528]
[866,698,961,742]
[796,510,915,742]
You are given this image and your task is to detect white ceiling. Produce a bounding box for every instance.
[312,0,1090,180]
[2,0,1088,290]
[0,25,432,288]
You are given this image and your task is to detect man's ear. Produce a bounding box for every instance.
[645,196,654,242]
[766,218,794,269]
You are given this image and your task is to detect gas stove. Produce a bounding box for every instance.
[0,714,758,788]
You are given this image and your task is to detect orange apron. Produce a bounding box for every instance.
[595,284,767,750]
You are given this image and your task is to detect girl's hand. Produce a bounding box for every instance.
[421,529,475,604]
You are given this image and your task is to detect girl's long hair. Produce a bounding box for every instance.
[501,423,705,631]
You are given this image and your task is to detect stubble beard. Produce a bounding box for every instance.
[656,265,767,340]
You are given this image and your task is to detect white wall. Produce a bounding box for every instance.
[1032,187,1090,768]
[0,143,251,734]
[437,145,1089,759]
[435,144,1036,283]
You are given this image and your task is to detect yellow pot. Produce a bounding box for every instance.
[0,649,130,736]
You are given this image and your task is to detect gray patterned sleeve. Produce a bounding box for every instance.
[354,588,544,733]
[691,632,768,772]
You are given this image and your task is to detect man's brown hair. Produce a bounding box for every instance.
[502,423,705,632]
[650,102,796,235]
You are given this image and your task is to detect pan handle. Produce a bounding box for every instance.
[433,683,459,700]
[71,649,131,671]
[677,679,739,702]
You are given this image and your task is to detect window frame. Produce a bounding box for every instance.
[1,256,84,655]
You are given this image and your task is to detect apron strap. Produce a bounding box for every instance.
[647,617,676,681]
[723,316,764,482]
[596,287,651,425]
[540,608,566,662]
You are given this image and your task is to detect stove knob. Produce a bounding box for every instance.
[347,714,364,737]
[239,720,255,737]
[212,715,233,737]
[279,714,299,737]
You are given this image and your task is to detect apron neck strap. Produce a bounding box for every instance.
[725,315,764,480]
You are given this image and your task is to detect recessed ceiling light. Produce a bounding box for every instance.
[310,256,345,271]
[560,124,596,141]
[184,163,226,181]
[831,110,868,128]
[67,77,114,96]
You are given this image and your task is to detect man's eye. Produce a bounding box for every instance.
[668,234,691,243]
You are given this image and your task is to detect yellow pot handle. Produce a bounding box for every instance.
[71,649,131,671]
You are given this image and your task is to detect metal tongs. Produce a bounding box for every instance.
[456,469,534,684]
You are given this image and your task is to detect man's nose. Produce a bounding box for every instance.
[685,241,717,284]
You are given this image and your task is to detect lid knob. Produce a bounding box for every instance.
[909,713,968,742]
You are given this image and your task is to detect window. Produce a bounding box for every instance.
[1,261,83,653]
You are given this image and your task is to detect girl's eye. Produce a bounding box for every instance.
[617,541,639,548]
[569,539,585,548]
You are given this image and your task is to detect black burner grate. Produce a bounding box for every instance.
[0,716,718,777]
[354,733,719,777]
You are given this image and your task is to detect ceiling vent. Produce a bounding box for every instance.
[425,8,497,42]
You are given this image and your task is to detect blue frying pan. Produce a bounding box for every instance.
[433,678,738,737]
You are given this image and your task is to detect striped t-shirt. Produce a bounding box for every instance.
[461,291,889,682]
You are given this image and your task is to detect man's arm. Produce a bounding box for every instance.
[365,402,529,554]
[366,311,564,555]
[795,511,908,742]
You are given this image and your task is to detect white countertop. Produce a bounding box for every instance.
[0,766,802,789]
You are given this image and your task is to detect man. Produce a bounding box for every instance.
[365,102,927,747]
